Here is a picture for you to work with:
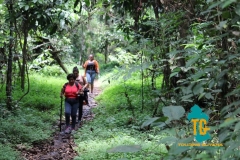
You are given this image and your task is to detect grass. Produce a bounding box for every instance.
[96,71,163,114]
[0,63,165,160]
[73,107,168,160]
[0,144,23,160]
[0,71,67,160]
[84,66,240,160]
[73,71,167,160]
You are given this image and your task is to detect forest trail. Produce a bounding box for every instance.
[20,80,102,160]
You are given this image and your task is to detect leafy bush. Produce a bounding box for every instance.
[0,144,22,160]
[79,69,239,159]
[100,61,120,72]
[96,81,154,115]
[145,105,240,160]
[29,52,54,71]
[41,65,65,76]
[95,53,105,64]
[108,48,137,66]
[96,72,163,117]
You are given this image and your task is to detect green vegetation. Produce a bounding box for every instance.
[0,0,240,159]
[10,73,65,113]
[0,144,22,160]
[73,66,240,159]
[0,73,66,159]
[74,77,168,160]
[74,113,168,160]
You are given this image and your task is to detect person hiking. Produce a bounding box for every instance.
[72,66,88,124]
[60,73,82,134]
[82,54,99,94]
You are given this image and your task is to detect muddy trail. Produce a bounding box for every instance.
[20,83,102,160]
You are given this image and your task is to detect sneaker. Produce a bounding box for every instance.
[77,118,81,123]
[64,126,72,134]
[71,129,76,134]
[78,120,82,125]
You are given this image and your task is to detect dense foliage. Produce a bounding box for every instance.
[0,0,239,159]
[0,73,67,159]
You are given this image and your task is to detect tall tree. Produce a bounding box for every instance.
[20,10,29,90]
[6,0,14,110]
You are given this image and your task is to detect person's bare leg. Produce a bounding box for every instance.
[88,84,92,93]
[91,83,94,93]
[86,83,89,90]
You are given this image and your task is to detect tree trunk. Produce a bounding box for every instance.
[172,0,196,85]
[152,0,161,20]
[79,24,85,65]
[50,51,68,74]
[20,11,29,91]
[151,0,164,89]
[162,47,171,89]
[104,38,108,64]
[0,48,6,84]
[150,54,156,90]
[6,2,14,110]
[220,33,229,109]
[133,0,141,31]
[104,6,109,64]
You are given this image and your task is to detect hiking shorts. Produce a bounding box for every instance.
[86,70,96,84]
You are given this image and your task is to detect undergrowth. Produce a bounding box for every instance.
[0,72,67,160]
[82,68,240,160]
[73,74,167,160]
[0,144,22,160]
[74,106,168,160]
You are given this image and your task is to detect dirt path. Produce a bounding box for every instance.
[20,81,102,160]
